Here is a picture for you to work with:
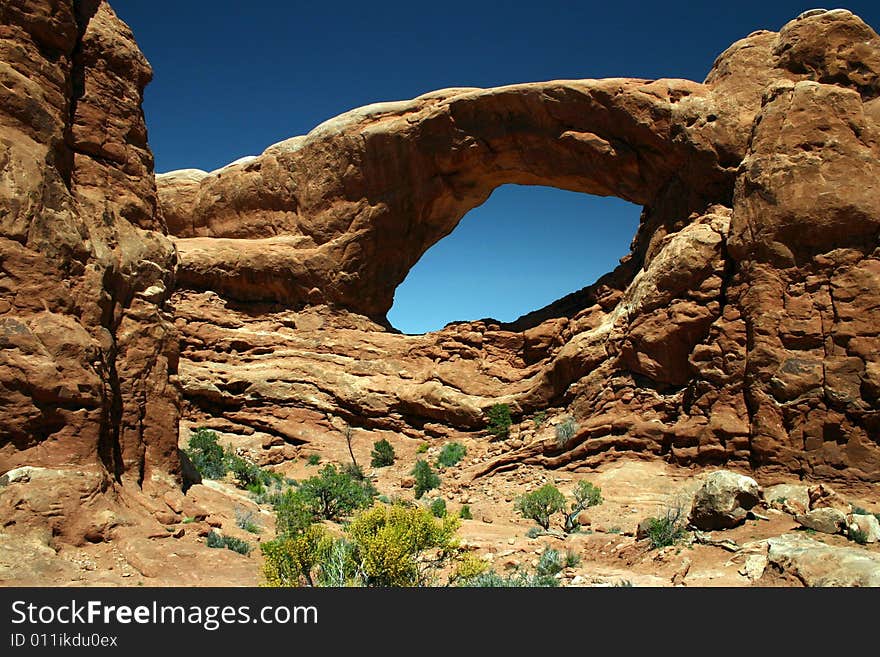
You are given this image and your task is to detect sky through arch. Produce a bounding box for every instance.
[387,185,641,334]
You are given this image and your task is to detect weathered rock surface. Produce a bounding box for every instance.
[161,9,880,485]
[849,513,880,543]
[689,470,761,530]
[748,534,880,586]
[0,0,179,545]
[796,507,847,534]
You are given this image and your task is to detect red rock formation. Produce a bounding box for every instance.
[0,0,179,544]
[163,9,880,484]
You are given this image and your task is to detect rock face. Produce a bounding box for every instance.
[2,3,880,561]
[689,470,762,530]
[162,9,880,484]
[0,0,179,543]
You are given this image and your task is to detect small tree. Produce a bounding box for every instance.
[486,403,512,440]
[370,439,396,467]
[514,484,566,530]
[184,428,227,479]
[411,459,440,500]
[436,442,466,468]
[289,464,377,523]
[563,481,603,533]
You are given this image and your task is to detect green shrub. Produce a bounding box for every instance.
[436,442,466,468]
[486,403,512,440]
[514,484,566,530]
[563,480,603,533]
[411,459,440,500]
[296,464,377,522]
[645,504,688,549]
[205,530,252,555]
[416,442,429,454]
[848,527,869,545]
[525,526,543,539]
[457,548,562,588]
[343,461,366,482]
[370,439,396,467]
[555,416,578,447]
[306,454,320,466]
[564,549,581,569]
[263,503,462,587]
[459,505,473,520]
[429,498,447,518]
[532,410,547,428]
[235,507,261,534]
[184,428,227,479]
[274,465,376,536]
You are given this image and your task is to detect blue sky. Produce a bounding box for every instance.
[113,1,880,333]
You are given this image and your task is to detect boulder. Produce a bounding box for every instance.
[848,513,880,543]
[796,507,847,535]
[689,471,762,530]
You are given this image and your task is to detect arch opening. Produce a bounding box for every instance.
[388,184,641,334]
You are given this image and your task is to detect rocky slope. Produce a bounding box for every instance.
[1,3,879,585]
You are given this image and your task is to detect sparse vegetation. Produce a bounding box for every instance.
[459,505,473,520]
[429,497,447,518]
[532,410,547,428]
[416,442,429,454]
[486,403,512,440]
[184,428,281,494]
[525,526,543,539]
[457,547,563,587]
[411,459,440,500]
[205,530,252,556]
[261,502,462,587]
[306,454,320,466]
[644,502,688,549]
[555,416,578,447]
[273,464,377,536]
[235,507,261,534]
[436,442,466,468]
[563,480,603,533]
[515,484,566,530]
[370,439,396,467]
[848,526,869,545]
[184,428,228,479]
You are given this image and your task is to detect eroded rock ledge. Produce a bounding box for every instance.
[165,9,880,483]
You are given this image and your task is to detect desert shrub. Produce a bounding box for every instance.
[436,442,466,468]
[228,454,266,489]
[564,549,581,569]
[451,554,489,583]
[315,537,359,587]
[429,497,447,518]
[459,505,473,520]
[848,527,869,545]
[184,428,228,479]
[457,548,562,588]
[295,464,377,522]
[235,507,261,534]
[205,530,252,556]
[370,439,396,467]
[261,524,328,586]
[486,403,512,439]
[525,526,543,539]
[563,480,603,533]
[532,410,547,428]
[411,459,440,500]
[645,503,688,549]
[206,530,224,549]
[306,454,320,466]
[343,461,366,482]
[555,416,578,447]
[346,503,460,587]
[515,484,566,530]
[852,506,870,516]
[416,442,429,454]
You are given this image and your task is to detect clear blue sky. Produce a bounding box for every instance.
[113,1,880,333]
